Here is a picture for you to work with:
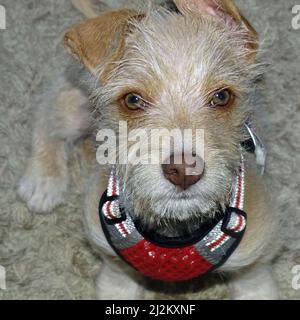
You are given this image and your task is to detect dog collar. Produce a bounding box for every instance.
[98,155,247,282]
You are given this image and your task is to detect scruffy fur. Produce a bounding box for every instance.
[18,0,279,300]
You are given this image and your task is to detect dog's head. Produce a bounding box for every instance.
[64,0,260,225]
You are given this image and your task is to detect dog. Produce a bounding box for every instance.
[18,0,279,299]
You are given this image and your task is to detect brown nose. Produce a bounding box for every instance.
[162,153,204,190]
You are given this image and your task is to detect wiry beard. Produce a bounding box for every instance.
[115,163,235,236]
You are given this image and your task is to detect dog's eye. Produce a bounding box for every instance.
[124,93,146,110]
[210,89,232,107]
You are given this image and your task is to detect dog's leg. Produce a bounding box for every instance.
[18,77,91,213]
[228,264,278,300]
[96,261,144,300]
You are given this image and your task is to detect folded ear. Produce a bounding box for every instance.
[64,10,143,81]
[174,0,258,57]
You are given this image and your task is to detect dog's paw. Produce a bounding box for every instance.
[18,174,68,213]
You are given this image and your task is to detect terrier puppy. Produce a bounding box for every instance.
[18,0,279,299]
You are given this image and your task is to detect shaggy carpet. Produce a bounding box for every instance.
[0,0,299,300]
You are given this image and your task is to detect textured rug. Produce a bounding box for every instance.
[0,0,299,300]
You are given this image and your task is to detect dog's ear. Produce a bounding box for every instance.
[64,10,143,81]
[174,0,258,59]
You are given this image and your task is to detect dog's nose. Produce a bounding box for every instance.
[162,153,204,190]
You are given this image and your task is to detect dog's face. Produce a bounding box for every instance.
[65,0,260,225]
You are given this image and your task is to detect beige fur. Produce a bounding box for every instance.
[18,0,279,299]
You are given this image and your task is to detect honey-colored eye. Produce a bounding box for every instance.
[210,89,232,107]
[123,93,147,110]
